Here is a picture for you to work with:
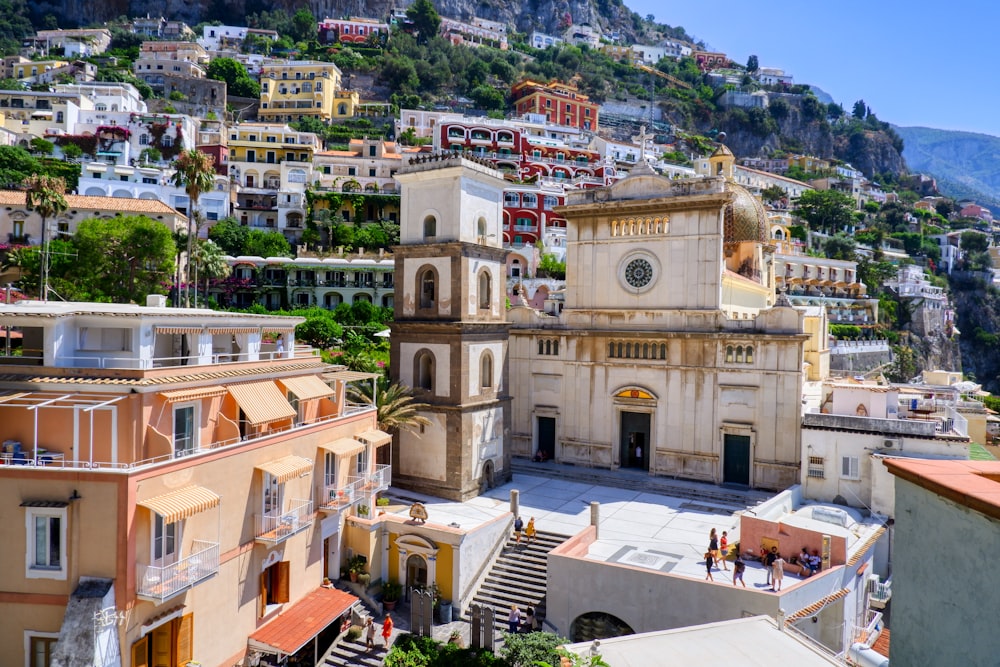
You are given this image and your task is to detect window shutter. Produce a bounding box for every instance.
[174,614,193,666]
[275,561,290,603]
[131,636,149,667]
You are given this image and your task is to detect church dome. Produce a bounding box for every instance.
[724,183,769,245]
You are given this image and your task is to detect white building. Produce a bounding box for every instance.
[530,31,562,49]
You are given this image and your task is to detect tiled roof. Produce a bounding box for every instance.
[847,526,886,567]
[249,587,357,655]
[883,459,1000,522]
[785,588,850,623]
[872,627,890,658]
[0,191,184,217]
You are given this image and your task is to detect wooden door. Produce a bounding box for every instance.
[150,625,172,667]
[131,636,149,667]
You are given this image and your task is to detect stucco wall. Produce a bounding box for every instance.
[890,477,1000,666]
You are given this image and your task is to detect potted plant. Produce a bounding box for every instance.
[357,504,370,518]
[347,555,367,583]
[376,496,390,507]
[381,579,402,611]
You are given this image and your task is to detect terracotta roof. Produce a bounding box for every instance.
[883,459,1000,522]
[872,627,890,658]
[785,588,850,623]
[249,586,357,655]
[847,526,886,566]
[0,190,184,217]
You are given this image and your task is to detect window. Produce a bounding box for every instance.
[139,134,149,145]
[173,403,197,457]
[29,635,58,667]
[26,507,66,579]
[419,269,436,309]
[423,215,436,238]
[262,472,282,516]
[478,270,491,309]
[260,560,290,615]
[539,338,559,355]
[807,456,825,479]
[481,352,493,389]
[416,351,434,391]
[841,456,860,480]
[246,150,255,163]
[152,514,179,565]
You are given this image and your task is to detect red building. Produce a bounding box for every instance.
[510,79,599,131]
[318,17,389,45]
[503,184,565,246]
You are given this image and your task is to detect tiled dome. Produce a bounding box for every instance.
[724,183,769,245]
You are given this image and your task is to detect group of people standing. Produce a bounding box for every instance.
[703,528,730,581]
[508,604,541,634]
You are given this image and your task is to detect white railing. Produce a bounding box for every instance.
[854,609,883,645]
[868,576,891,609]
[136,540,220,603]
[51,349,295,370]
[255,499,314,542]
[320,477,364,511]
[367,463,392,490]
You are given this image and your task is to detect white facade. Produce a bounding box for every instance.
[530,31,562,49]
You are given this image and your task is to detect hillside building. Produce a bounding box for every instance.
[511,79,599,131]
[258,60,347,124]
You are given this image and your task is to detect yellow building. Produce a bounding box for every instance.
[14,60,69,80]
[0,300,389,667]
[258,60,344,123]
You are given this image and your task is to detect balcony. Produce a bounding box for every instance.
[136,540,220,603]
[255,499,314,544]
[318,476,364,513]
[868,575,892,610]
[364,463,391,492]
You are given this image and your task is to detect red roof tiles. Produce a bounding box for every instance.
[883,459,1000,522]
[249,587,357,655]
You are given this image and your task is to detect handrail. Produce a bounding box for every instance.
[136,540,220,602]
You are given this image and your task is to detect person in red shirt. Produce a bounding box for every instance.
[382,613,393,648]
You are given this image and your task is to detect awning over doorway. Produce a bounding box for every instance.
[279,375,335,400]
[160,386,228,402]
[137,486,220,523]
[357,429,392,447]
[319,438,365,458]
[248,586,358,656]
[255,455,313,484]
[227,381,297,425]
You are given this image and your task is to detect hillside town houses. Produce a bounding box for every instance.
[0,9,998,667]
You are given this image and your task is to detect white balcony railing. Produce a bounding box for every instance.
[319,477,364,512]
[854,609,883,645]
[367,463,392,490]
[136,540,220,603]
[868,575,892,609]
[255,499,314,543]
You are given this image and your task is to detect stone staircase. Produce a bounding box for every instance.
[322,635,388,667]
[466,529,569,632]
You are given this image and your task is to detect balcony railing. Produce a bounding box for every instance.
[255,499,314,544]
[136,540,220,603]
[319,476,364,512]
[366,463,391,491]
[868,576,892,609]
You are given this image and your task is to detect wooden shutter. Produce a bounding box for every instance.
[259,571,267,617]
[174,614,193,667]
[131,636,149,667]
[275,561,290,603]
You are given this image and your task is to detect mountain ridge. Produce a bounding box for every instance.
[895,125,1000,212]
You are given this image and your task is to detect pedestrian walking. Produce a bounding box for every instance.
[382,613,393,648]
[513,515,524,545]
[525,517,536,545]
[365,617,376,650]
[732,555,746,587]
[704,551,714,581]
[508,604,521,634]
[719,531,730,571]
[709,528,720,569]
[524,606,536,633]
[772,553,786,592]
[764,546,778,586]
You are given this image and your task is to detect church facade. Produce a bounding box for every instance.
[506,148,820,490]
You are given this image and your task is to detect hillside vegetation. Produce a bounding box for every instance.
[896,126,1000,212]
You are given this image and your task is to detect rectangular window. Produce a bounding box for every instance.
[29,635,58,667]
[807,456,825,479]
[263,472,282,516]
[152,514,179,565]
[841,456,860,480]
[369,145,376,157]
[26,507,67,579]
[173,403,197,456]
[260,560,290,614]
[246,150,256,163]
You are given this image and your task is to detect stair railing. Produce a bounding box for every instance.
[458,515,515,612]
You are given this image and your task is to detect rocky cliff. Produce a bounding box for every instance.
[952,280,1000,394]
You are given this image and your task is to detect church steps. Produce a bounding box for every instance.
[322,637,387,667]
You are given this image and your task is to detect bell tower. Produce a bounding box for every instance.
[390,154,511,500]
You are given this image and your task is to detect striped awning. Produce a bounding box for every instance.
[256,455,313,483]
[319,438,365,458]
[323,370,381,382]
[205,326,260,335]
[138,486,220,523]
[227,381,297,425]
[279,375,335,401]
[262,326,298,333]
[357,429,391,447]
[160,386,228,402]
[155,325,203,335]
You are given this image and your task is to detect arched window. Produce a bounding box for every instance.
[544,340,551,355]
[725,346,734,363]
[480,352,493,389]
[477,217,487,239]
[416,351,434,391]
[419,269,436,309]
[423,215,436,238]
[659,344,666,360]
[617,342,623,358]
[538,340,545,355]
[624,343,631,359]
[642,343,649,359]
[609,342,615,357]
[478,270,491,309]
[745,346,754,363]
[552,340,559,355]
[735,346,744,363]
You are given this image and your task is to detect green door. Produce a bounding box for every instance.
[723,434,751,486]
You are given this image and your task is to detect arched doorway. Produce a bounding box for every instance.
[479,459,495,494]
[405,554,427,598]
[570,611,634,643]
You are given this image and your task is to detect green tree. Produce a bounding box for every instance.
[406,0,441,44]
[61,142,83,160]
[852,99,867,119]
[499,631,570,667]
[73,215,176,303]
[792,189,856,235]
[761,185,787,203]
[822,233,856,261]
[191,239,230,305]
[290,8,317,43]
[537,253,566,279]
[827,102,844,119]
[935,199,954,218]
[960,231,989,254]
[745,54,759,73]
[295,309,343,349]
[348,380,433,433]
[207,217,250,255]
[206,57,261,98]
[245,229,292,257]
[29,137,54,156]
[24,174,68,299]
[0,145,41,188]
[170,149,216,306]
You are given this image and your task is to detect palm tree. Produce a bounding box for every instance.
[170,149,216,307]
[191,239,231,307]
[24,175,67,301]
[348,379,431,433]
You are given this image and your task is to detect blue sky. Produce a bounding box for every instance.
[626,0,999,137]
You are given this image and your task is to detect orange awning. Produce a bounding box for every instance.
[322,370,381,383]
[155,326,203,334]
[205,326,260,334]
[279,375,335,401]
[255,455,313,483]
[227,381,296,425]
[319,438,365,458]
[357,429,392,447]
[138,486,220,523]
[249,586,358,656]
[160,386,228,402]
